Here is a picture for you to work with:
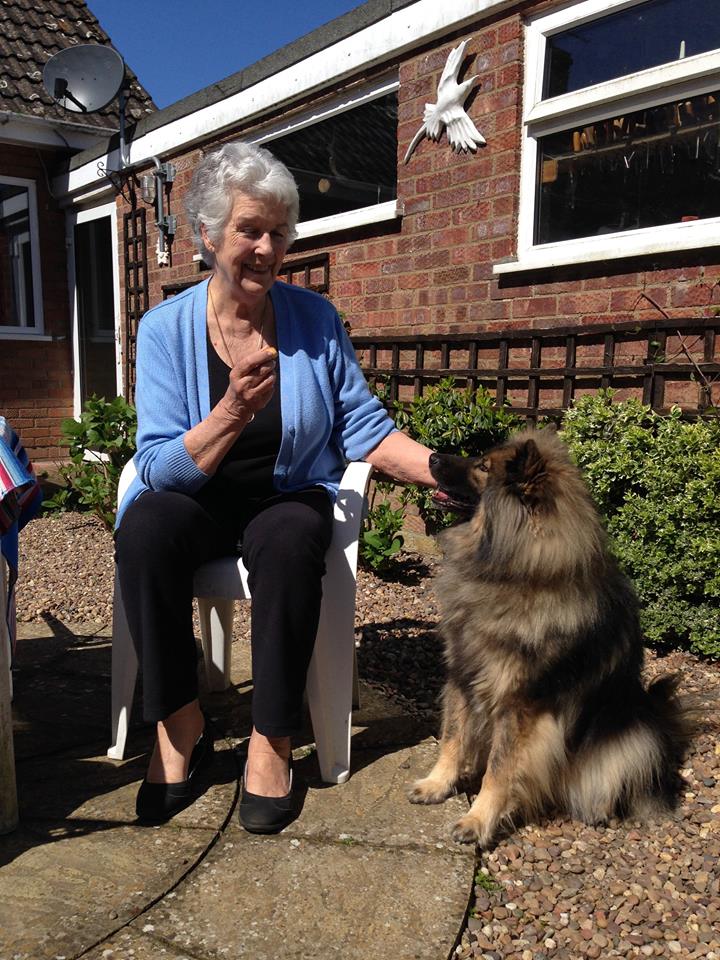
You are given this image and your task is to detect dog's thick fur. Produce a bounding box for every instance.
[409,429,694,846]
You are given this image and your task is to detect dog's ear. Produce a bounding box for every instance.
[505,438,548,504]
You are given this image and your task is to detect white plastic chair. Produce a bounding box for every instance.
[108,458,373,784]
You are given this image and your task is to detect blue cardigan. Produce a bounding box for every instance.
[116,277,396,526]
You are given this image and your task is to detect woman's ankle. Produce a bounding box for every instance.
[147,700,204,783]
[245,729,291,796]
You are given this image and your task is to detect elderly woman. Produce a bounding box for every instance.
[115,140,435,833]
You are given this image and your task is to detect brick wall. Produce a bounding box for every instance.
[116,4,720,376]
[0,144,74,460]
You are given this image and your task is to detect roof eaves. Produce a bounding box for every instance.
[67,0,398,172]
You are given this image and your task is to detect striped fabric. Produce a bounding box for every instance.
[0,417,42,653]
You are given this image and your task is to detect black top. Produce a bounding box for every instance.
[193,332,282,523]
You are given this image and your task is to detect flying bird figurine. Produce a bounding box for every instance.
[403,39,486,164]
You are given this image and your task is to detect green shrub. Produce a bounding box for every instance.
[394,378,519,530]
[561,390,720,657]
[360,483,405,575]
[44,395,137,530]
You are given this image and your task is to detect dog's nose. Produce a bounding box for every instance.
[429,452,440,467]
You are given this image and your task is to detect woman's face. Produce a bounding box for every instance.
[203,192,291,301]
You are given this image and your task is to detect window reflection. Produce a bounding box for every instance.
[0,183,34,328]
[544,0,720,98]
[268,93,398,222]
[536,92,720,243]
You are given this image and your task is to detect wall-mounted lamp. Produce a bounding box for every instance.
[149,158,177,237]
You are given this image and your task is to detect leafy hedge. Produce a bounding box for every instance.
[561,391,720,657]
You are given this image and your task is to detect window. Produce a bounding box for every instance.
[0,177,43,333]
[496,0,720,273]
[252,78,399,239]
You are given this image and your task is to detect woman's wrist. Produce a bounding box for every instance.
[213,397,255,428]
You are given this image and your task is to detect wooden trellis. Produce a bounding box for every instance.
[352,317,720,419]
[122,206,149,404]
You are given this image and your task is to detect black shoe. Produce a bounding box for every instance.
[239,758,296,834]
[136,721,214,823]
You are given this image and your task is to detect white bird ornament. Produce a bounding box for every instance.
[403,39,486,165]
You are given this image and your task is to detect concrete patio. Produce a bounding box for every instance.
[1,618,475,960]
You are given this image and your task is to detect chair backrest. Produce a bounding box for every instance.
[117,458,138,510]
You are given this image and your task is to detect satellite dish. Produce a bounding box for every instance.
[43,44,125,114]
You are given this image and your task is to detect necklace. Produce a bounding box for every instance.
[208,279,267,366]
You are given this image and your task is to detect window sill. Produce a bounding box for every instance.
[294,200,400,241]
[494,218,720,275]
[0,331,52,341]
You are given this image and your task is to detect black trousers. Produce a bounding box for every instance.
[114,487,334,735]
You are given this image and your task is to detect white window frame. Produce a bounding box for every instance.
[249,75,401,240]
[67,202,122,416]
[0,175,45,337]
[495,0,720,275]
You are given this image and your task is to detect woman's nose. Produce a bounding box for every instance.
[255,232,274,254]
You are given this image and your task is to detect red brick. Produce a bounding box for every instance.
[671,284,714,308]
[511,296,558,319]
[557,293,611,315]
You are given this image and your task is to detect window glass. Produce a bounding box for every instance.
[535,91,720,243]
[0,183,34,328]
[74,217,117,401]
[268,92,397,222]
[544,0,720,99]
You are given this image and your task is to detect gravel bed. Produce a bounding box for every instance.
[14,512,720,959]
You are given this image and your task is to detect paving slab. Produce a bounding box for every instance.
[81,926,200,959]
[137,827,472,960]
[0,622,475,960]
[282,740,471,850]
[0,821,217,960]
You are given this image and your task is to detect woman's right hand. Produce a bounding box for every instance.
[217,346,277,425]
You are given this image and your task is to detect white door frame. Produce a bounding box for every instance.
[66,200,122,417]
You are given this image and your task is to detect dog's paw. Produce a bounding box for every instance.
[407,777,454,805]
[451,814,487,845]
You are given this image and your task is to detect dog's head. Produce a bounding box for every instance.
[430,435,551,516]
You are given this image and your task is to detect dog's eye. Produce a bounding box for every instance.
[478,461,489,473]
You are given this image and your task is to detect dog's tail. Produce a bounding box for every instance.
[568,673,697,824]
[646,673,699,770]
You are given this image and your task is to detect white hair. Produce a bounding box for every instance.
[185,141,300,265]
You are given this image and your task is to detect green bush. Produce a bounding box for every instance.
[394,378,519,530]
[44,395,137,530]
[561,390,720,657]
[360,488,405,576]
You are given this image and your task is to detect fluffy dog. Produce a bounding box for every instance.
[409,429,694,846]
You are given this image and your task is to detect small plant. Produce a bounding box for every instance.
[561,390,720,657]
[360,486,405,575]
[43,395,137,530]
[394,378,519,530]
[474,868,503,894]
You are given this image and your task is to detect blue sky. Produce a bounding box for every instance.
[86,0,362,109]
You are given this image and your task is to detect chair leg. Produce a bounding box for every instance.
[197,597,234,692]
[107,568,139,761]
[306,569,357,784]
[352,645,361,711]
